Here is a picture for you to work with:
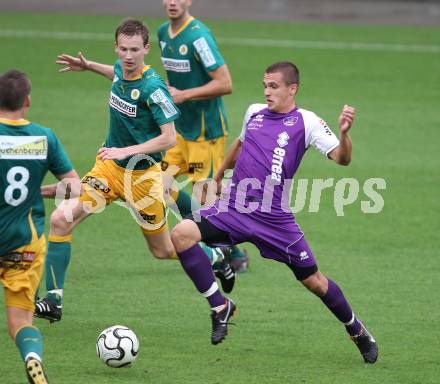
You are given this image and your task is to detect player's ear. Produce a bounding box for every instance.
[114,41,118,53]
[290,83,298,96]
[144,43,151,54]
[24,94,31,109]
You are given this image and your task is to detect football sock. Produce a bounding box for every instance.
[320,278,362,336]
[343,313,363,337]
[229,244,246,260]
[15,326,43,362]
[174,189,194,217]
[177,243,225,309]
[45,234,72,305]
[200,243,223,265]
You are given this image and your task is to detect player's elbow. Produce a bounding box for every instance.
[164,131,177,149]
[223,79,233,95]
[338,156,351,166]
[167,132,177,149]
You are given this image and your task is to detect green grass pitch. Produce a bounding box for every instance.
[0,12,439,383]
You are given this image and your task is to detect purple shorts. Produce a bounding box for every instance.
[198,204,317,269]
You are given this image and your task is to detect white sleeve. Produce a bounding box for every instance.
[239,103,267,142]
[301,109,340,157]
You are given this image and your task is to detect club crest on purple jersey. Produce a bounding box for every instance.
[283,116,298,126]
[277,131,290,147]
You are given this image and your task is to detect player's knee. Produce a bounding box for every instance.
[8,318,29,340]
[170,224,185,248]
[50,209,71,234]
[170,222,196,251]
[301,271,328,296]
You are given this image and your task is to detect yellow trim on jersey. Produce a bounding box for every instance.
[0,118,30,126]
[27,210,38,242]
[198,110,206,141]
[218,107,228,137]
[168,16,195,39]
[123,65,151,81]
[48,234,73,243]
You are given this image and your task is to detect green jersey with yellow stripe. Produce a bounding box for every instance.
[106,60,180,170]
[0,118,73,254]
[157,17,229,141]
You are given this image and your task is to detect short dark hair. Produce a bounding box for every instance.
[0,69,31,111]
[265,61,300,86]
[115,18,149,46]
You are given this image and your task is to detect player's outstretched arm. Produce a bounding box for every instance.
[214,138,242,194]
[56,52,114,80]
[97,122,177,161]
[168,64,232,104]
[328,104,355,166]
[41,170,81,199]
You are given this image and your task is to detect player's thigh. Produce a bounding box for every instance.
[185,139,223,182]
[142,226,175,260]
[161,133,188,181]
[253,233,318,281]
[1,236,46,313]
[80,157,120,213]
[125,165,170,238]
[50,198,92,235]
[50,158,119,234]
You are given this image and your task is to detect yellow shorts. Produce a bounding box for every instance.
[80,157,168,234]
[1,235,46,312]
[162,134,226,183]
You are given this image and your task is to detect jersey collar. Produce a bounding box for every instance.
[123,65,151,81]
[0,117,30,126]
[168,16,194,39]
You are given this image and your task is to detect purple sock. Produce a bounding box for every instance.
[177,243,225,309]
[321,278,362,336]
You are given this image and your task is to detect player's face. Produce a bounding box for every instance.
[115,34,150,75]
[163,0,192,20]
[263,72,297,113]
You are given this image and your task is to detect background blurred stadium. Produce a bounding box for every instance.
[0,1,439,383]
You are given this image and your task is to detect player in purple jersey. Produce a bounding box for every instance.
[170,61,378,363]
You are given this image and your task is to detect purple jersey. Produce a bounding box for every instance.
[227,104,339,213]
[200,104,339,266]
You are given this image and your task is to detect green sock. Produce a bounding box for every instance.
[176,189,195,217]
[229,245,245,260]
[45,238,71,305]
[200,243,223,266]
[15,326,43,362]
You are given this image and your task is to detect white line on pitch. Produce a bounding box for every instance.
[1,29,439,53]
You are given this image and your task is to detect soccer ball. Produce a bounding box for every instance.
[96,325,139,367]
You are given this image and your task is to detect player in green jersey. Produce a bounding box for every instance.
[0,69,79,383]
[159,0,249,273]
[35,19,233,323]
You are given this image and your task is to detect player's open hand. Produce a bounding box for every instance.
[56,52,90,72]
[338,105,355,133]
[97,147,130,161]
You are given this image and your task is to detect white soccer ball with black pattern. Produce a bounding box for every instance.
[96,325,139,367]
